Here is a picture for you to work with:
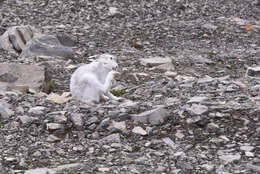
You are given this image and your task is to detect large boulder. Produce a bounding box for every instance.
[20,34,73,58]
[0,63,51,92]
[0,25,40,53]
[0,26,74,58]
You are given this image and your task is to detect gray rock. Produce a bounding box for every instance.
[207,122,220,133]
[46,134,61,142]
[246,66,260,78]
[176,161,194,170]
[219,153,241,164]
[0,25,40,53]
[131,106,168,125]
[101,133,121,143]
[197,77,215,84]
[187,96,208,104]
[186,104,208,115]
[25,168,54,174]
[108,120,126,132]
[47,111,67,123]
[70,113,84,130]
[46,123,64,131]
[132,126,147,135]
[28,106,46,115]
[0,63,51,92]
[56,32,76,47]
[245,164,260,172]
[162,137,177,150]
[140,57,172,67]
[21,34,73,58]
[18,115,37,126]
[0,99,14,119]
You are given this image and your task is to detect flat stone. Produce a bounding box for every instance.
[56,32,76,47]
[140,57,172,67]
[6,85,29,93]
[25,168,54,174]
[131,106,168,125]
[162,137,177,150]
[108,120,126,132]
[219,154,241,164]
[46,123,64,131]
[132,126,147,135]
[245,164,260,172]
[47,111,67,123]
[0,63,51,92]
[46,134,61,142]
[28,106,46,115]
[101,133,121,143]
[21,34,73,58]
[240,145,254,152]
[187,96,208,104]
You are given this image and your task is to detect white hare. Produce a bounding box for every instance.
[70,54,120,103]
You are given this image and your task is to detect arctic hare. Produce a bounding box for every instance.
[70,54,120,103]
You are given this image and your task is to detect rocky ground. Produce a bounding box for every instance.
[1,0,260,173]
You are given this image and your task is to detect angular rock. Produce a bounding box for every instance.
[0,99,14,119]
[140,57,172,67]
[28,106,46,115]
[108,120,126,132]
[162,137,177,150]
[186,104,208,115]
[21,34,73,58]
[18,115,38,126]
[101,133,121,143]
[46,123,64,131]
[70,113,84,130]
[0,63,51,92]
[0,25,40,53]
[132,126,147,135]
[219,154,241,164]
[131,106,168,125]
[246,66,260,78]
[187,96,208,104]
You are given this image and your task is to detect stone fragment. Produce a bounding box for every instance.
[0,99,14,119]
[131,106,168,125]
[187,96,208,104]
[28,106,46,115]
[245,151,254,157]
[140,57,172,67]
[132,126,147,135]
[46,92,70,104]
[18,115,37,126]
[162,137,177,150]
[175,130,185,139]
[6,85,29,93]
[46,123,64,131]
[25,168,53,174]
[101,133,121,143]
[219,154,241,164]
[186,104,208,115]
[245,164,260,172]
[21,34,73,58]
[98,167,110,172]
[70,113,84,130]
[246,66,260,78]
[206,122,220,133]
[108,120,126,132]
[240,145,254,152]
[47,111,67,123]
[108,7,120,17]
[197,77,215,84]
[0,63,51,92]
[46,134,61,142]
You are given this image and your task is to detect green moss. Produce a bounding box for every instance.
[110,89,126,97]
[24,160,31,165]
[13,165,28,170]
[47,80,56,93]
[232,160,240,165]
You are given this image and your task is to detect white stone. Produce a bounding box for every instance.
[132,126,147,136]
[140,57,172,67]
[219,154,241,164]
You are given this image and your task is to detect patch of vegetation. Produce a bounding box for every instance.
[13,165,28,170]
[110,89,126,97]
[0,122,3,128]
[232,160,240,165]
[47,80,56,93]
[24,160,31,165]
[217,25,226,32]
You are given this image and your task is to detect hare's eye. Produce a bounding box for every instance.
[110,57,113,60]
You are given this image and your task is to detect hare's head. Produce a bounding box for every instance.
[97,54,118,71]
